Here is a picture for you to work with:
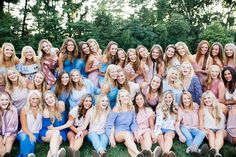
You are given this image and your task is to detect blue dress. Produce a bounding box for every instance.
[188,76,202,105]
[98,63,108,87]
[107,83,119,109]
[50,86,70,108]
[74,58,88,78]
[163,79,183,104]
[63,58,74,74]
[39,111,68,141]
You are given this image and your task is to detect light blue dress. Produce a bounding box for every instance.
[63,58,74,74]
[107,82,119,109]
[74,58,88,78]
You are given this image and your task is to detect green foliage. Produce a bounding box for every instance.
[199,21,234,45]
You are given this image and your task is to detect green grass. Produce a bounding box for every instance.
[11,139,236,157]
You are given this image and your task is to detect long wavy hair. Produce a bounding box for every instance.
[23,90,43,114]
[204,65,222,90]
[117,69,130,93]
[103,41,118,64]
[59,37,79,62]
[179,91,194,111]
[195,40,210,70]
[0,43,17,67]
[55,71,72,98]
[77,93,93,119]
[127,48,140,71]
[116,89,134,112]
[224,43,236,68]
[70,69,84,90]
[116,48,127,68]
[78,41,90,60]
[20,46,39,64]
[221,66,236,93]
[133,92,149,113]
[150,44,164,74]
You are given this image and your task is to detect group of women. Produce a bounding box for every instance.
[0,38,236,157]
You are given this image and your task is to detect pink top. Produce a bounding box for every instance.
[136,107,154,136]
[209,79,221,99]
[178,104,199,129]
[88,57,100,87]
[142,84,159,109]
[42,57,57,85]
[227,109,236,137]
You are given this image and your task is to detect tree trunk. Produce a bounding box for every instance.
[21,0,28,37]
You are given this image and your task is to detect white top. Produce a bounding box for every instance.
[89,108,107,134]
[69,106,84,127]
[129,81,140,100]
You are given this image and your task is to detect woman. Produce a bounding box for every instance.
[98,41,118,87]
[75,41,90,78]
[106,89,144,157]
[0,43,20,74]
[116,48,127,69]
[141,75,162,111]
[180,61,202,105]
[85,39,102,87]
[51,71,72,110]
[17,90,43,157]
[175,91,207,156]
[0,92,18,157]
[39,91,68,157]
[5,68,29,114]
[134,92,155,157]
[117,69,140,100]
[135,45,153,84]
[58,37,79,74]
[38,39,58,85]
[224,43,236,69]
[203,65,225,100]
[101,64,119,109]
[68,69,100,110]
[17,46,40,81]
[195,40,213,85]
[153,90,177,157]
[162,67,183,104]
[124,48,141,81]
[163,44,180,71]
[199,91,228,157]
[28,71,49,93]
[150,44,165,77]
[77,94,110,157]
[67,94,93,157]
[209,42,224,69]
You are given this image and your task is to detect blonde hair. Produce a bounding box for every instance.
[156,90,177,120]
[180,61,195,80]
[204,65,221,90]
[70,69,84,90]
[23,90,43,114]
[87,38,100,54]
[43,91,62,122]
[116,89,134,112]
[104,64,118,84]
[5,68,25,94]
[20,46,38,64]
[224,43,236,68]
[0,43,17,66]
[200,90,222,124]
[164,44,176,68]
[37,39,53,59]
[127,48,140,71]
[179,91,194,111]
[91,94,111,122]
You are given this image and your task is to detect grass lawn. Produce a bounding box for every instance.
[11,138,236,157]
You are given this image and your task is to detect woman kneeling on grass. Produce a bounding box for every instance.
[67,94,93,157]
[39,91,68,157]
[133,92,162,157]
[0,92,18,157]
[175,91,208,157]
[199,90,228,157]
[106,89,144,157]
[77,94,110,157]
[17,90,43,157]
[153,90,177,157]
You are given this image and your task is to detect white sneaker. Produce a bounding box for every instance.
[27,153,36,157]
[57,148,66,157]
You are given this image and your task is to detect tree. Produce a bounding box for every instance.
[0,0,19,16]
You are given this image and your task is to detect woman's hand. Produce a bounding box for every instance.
[109,136,116,148]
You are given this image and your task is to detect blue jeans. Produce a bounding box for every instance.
[17,132,40,157]
[87,132,108,153]
[180,126,206,147]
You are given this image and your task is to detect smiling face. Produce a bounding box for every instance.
[44,93,56,107]
[150,76,161,90]
[135,94,144,108]
[117,71,126,84]
[71,71,80,83]
[82,43,90,55]
[0,93,10,110]
[24,47,34,60]
[203,94,213,107]
[100,95,109,110]
[83,96,93,110]
[182,94,191,108]
[211,45,220,57]
[151,48,160,60]
[200,43,209,55]
[223,69,232,82]
[166,47,175,58]
[117,50,126,61]
[67,41,75,52]
[138,47,148,58]
[3,45,14,58]
[34,72,44,86]
[7,69,18,82]
[181,63,191,76]
[210,66,220,79]
[164,93,173,106]
[41,41,51,54]
[109,67,118,80]
[177,45,186,56]
[61,73,69,86]
[29,93,40,108]
[128,51,137,63]
[168,70,179,82]
[225,46,234,57]
[119,91,130,105]
[110,44,118,56]
[89,41,98,53]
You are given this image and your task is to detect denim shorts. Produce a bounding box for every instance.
[161,128,175,133]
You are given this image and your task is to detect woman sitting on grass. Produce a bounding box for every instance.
[67,94,93,157]
[199,90,228,157]
[77,94,110,157]
[153,90,177,157]
[17,90,43,157]
[175,91,208,157]
[0,92,18,157]
[39,91,68,157]
[106,89,144,157]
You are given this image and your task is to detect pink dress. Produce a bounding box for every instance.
[142,84,159,110]
[42,57,57,85]
[209,79,221,99]
[136,63,153,84]
[136,107,154,136]
[88,57,100,87]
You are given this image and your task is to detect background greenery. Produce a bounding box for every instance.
[0,0,236,55]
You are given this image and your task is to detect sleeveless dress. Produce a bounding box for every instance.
[11,87,29,114]
[74,58,88,78]
[63,58,74,74]
[107,82,119,109]
[88,57,100,87]
[42,57,57,85]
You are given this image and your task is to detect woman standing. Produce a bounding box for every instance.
[17,90,43,157]
[0,92,18,157]
[150,44,165,77]
[224,43,236,69]
[116,48,127,70]
[209,42,224,69]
